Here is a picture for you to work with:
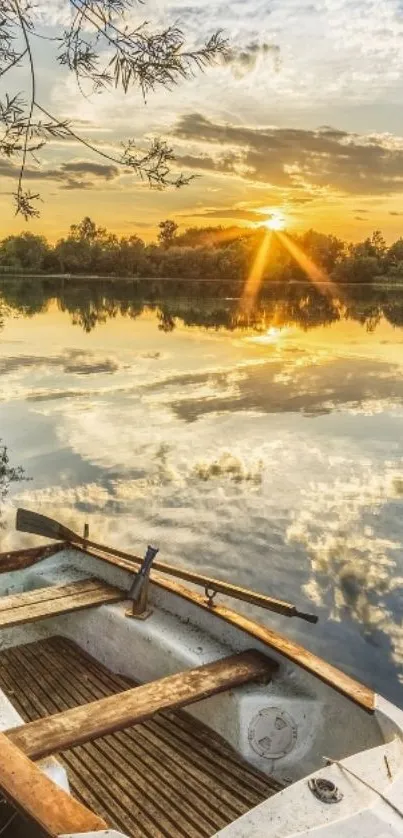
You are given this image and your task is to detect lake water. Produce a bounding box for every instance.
[0,279,402,705]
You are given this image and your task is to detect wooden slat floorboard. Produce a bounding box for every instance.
[7,650,275,759]
[0,637,282,838]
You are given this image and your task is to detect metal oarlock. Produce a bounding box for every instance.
[126,545,159,620]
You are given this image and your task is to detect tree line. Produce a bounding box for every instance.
[1,217,403,284]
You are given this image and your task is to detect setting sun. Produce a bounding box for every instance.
[265,214,286,231]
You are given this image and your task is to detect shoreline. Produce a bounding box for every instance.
[0,274,402,289]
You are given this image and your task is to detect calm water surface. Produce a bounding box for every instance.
[1,281,402,705]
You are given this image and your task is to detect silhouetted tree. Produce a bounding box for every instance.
[158,220,179,249]
[0,233,49,271]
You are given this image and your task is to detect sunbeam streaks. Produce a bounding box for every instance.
[277,231,337,294]
[239,230,272,313]
[239,228,337,315]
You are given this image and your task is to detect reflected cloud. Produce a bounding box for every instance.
[193,452,263,483]
[0,349,120,377]
[168,356,403,422]
[288,470,403,680]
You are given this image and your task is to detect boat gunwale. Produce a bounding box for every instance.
[0,540,375,713]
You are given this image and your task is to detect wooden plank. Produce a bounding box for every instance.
[0,578,101,612]
[7,651,276,760]
[0,580,125,629]
[0,543,66,574]
[0,732,107,836]
[80,546,375,712]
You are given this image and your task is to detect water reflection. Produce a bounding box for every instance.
[0,278,402,704]
[1,276,403,333]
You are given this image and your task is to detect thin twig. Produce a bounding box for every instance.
[11,0,36,215]
[0,47,28,78]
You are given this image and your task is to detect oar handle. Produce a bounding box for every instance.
[295,610,319,624]
[15,508,319,624]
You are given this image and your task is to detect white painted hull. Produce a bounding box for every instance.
[0,545,401,837]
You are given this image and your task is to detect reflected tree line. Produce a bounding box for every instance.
[1,275,403,334]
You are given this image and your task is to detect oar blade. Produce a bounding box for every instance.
[16,508,80,543]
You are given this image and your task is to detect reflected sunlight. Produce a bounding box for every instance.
[246,325,290,344]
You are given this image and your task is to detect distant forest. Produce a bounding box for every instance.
[2,217,403,285]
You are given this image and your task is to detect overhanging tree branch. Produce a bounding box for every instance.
[0,0,228,219]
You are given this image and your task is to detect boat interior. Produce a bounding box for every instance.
[0,635,283,838]
[0,542,284,838]
[0,518,400,838]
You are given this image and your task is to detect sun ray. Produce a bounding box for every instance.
[190,225,256,247]
[239,230,272,314]
[276,231,337,294]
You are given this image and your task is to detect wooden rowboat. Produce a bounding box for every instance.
[0,508,401,837]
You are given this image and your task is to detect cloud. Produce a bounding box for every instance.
[163,355,403,422]
[26,390,88,402]
[193,451,263,483]
[62,161,119,179]
[0,158,119,191]
[0,350,120,377]
[176,154,217,172]
[173,113,403,196]
[390,211,403,216]
[222,41,281,78]
[185,207,270,222]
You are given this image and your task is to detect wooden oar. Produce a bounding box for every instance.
[15,508,318,623]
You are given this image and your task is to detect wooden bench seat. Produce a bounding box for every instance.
[7,650,276,760]
[0,579,125,628]
[0,637,283,838]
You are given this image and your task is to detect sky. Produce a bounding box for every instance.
[2,0,403,242]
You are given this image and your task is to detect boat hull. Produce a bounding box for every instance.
[0,544,400,837]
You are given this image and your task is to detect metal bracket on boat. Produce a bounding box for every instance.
[308,778,343,804]
[126,545,159,620]
[204,586,217,608]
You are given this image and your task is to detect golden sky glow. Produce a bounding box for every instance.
[2,0,403,242]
